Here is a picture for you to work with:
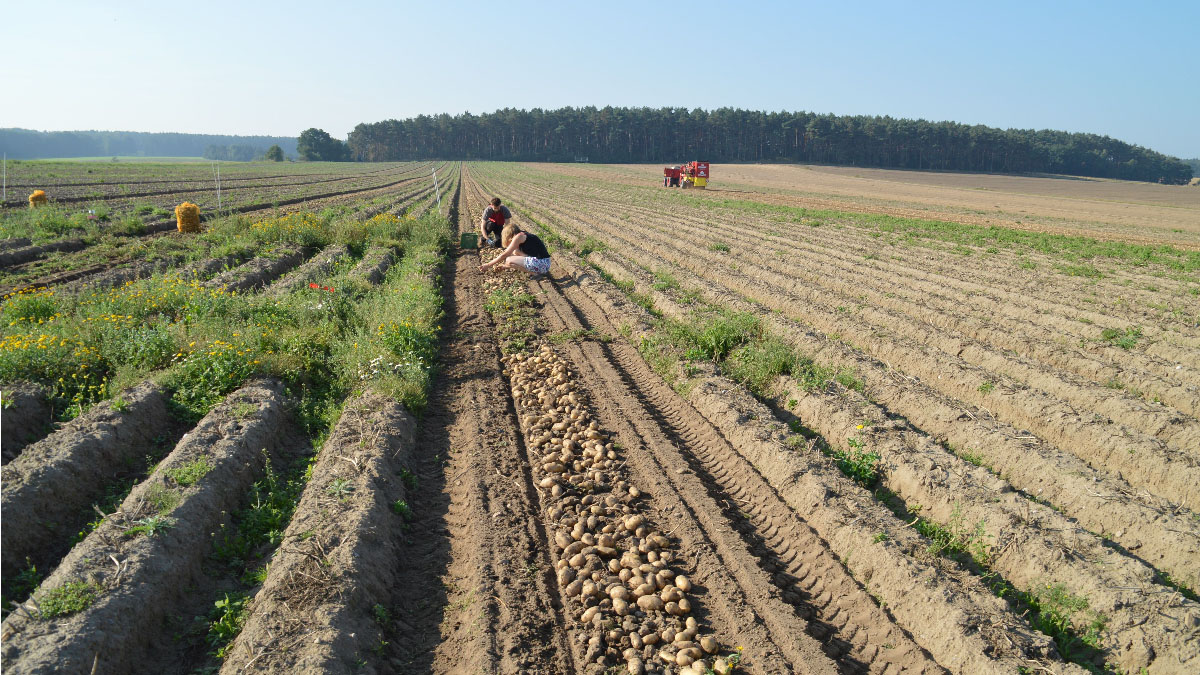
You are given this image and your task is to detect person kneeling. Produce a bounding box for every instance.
[480,224,551,277]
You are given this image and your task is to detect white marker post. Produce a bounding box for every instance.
[2,153,6,203]
[432,168,441,213]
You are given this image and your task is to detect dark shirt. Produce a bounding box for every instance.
[518,232,550,259]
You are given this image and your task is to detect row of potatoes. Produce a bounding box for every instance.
[503,344,734,675]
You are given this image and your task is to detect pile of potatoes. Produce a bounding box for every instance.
[503,344,731,675]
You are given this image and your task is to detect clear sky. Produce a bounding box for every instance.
[5,0,1198,157]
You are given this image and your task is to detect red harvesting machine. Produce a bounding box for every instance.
[663,162,709,189]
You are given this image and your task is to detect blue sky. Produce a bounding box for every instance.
[6,0,1197,157]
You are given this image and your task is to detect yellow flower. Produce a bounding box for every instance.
[856,424,864,430]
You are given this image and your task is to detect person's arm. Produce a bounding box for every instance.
[481,233,525,270]
[479,207,491,238]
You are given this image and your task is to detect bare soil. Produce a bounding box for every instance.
[1,383,180,589]
[543,163,1200,248]
[1,382,51,463]
[0,379,292,674]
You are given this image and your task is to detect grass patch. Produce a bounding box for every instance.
[123,514,175,538]
[164,455,214,486]
[725,337,796,395]
[875,490,1109,671]
[578,237,608,256]
[1100,325,1142,350]
[143,483,181,514]
[651,269,679,291]
[212,456,306,569]
[37,581,102,619]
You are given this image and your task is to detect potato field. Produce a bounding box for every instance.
[1,160,1198,674]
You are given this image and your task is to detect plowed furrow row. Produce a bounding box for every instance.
[515,167,1200,339]
[621,207,1200,441]
[1,382,179,591]
[529,278,843,673]
[498,171,1200,372]
[205,245,308,292]
[217,393,415,673]
[529,246,1001,672]
[500,175,1200,412]
[2,163,417,192]
[0,383,51,463]
[583,244,1200,595]
[0,379,295,673]
[630,199,1200,406]
[603,342,941,674]
[265,244,349,296]
[519,197,1200,507]
[532,247,1067,674]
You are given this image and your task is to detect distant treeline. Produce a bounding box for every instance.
[0,128,298,160]
[346,107,1192,184]
[202,144,288,161]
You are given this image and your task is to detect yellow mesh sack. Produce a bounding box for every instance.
[175,202,201,233]
[28,190,48,208]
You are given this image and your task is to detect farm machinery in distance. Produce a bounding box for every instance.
[663,161,709,189]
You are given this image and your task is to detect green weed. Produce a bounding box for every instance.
[205,592,250,658]
[327,477,354,499]
[830,437,881,488]
[37,581,101,619]
[124,514,175,538]
[1100,325,1142,350]
[165,455,214,486]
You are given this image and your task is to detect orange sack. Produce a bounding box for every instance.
[175,202,201,233]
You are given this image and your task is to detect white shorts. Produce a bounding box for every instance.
[523,257,551,275]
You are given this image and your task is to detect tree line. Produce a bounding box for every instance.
[203,144,287,162]
[0,128,298,160]
[340,107,1192,184]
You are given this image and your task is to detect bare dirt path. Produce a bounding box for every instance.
[384,177,578,673]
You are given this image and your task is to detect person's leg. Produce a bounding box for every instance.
[502,255,529,271]
[527,257,551,276]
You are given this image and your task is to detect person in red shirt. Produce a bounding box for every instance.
[480,197,513,248]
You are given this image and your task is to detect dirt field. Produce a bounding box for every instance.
[2,161,1198,674]
[548,163,1200,248]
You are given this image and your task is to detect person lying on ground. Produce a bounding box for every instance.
[480,197,513,248]
[480,223,551,277]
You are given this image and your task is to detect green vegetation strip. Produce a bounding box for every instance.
[0,210,444,425]
[5,210,450,658]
